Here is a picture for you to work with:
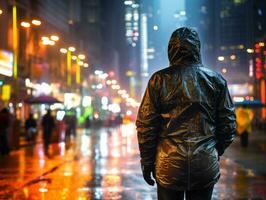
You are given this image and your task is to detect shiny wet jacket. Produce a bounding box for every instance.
[136,27,236,190]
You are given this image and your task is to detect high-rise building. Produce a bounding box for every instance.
[73,0,129,88]
[186,0,215,70]
[139,0,186,94]
[185,0,266,118]
[122,0,141,98]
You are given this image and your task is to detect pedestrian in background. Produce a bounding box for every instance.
[0,108,11,155]
[236,107,254,147]
[70,112,77,137]
[41,109,55,154]
[25,113,37,142]
[85,116,91,129]
[136,27,236,200]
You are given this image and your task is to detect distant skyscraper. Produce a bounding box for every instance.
[185,0,261,84]
[186,0,215,69]
[122,0,141,97]
[185,0,266,114]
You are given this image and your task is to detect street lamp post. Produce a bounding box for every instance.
[60,47,75,88]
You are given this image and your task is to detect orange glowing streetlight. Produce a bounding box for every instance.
[31,19,41,26]
[41,36,49,41]
[60,48,67,54]
[21,21,31,28]
[50,35,59,41]
[0,9,3,15]
[77,60,84,66]
[78,54,86,60]
[68,46,76,52]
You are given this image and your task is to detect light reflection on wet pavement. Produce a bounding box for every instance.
[0,123,266,199]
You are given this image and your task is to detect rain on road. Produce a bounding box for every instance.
[0,123,265,200]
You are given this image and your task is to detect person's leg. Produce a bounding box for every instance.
[241,131,248,147]
[0,134,5,154]
[157,184,184,200]
[185,185,214,200]
[43,132,50,154]
[0,133,10,155]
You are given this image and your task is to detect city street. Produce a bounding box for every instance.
[0,123,265,200]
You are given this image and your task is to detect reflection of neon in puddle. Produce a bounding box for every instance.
[63,171,73,176]
[23,188,29,198]
[59,142,65,156]
[39,159,45,168]
[78,187,90,192]
[81,135,91,156]
[100,132,108,157]
[39,188,48,193]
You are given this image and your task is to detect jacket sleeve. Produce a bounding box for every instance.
[216,80,236,156]
[136,74,162,166]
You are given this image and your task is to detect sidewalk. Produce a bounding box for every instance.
[223,129,266,175]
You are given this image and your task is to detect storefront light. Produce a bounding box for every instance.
[82,96,92,107]
[101,96,108,105]
[106,80,112,85]
[233,97,244,102]
[111,80,117,85]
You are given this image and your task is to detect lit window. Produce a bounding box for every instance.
[133,11,139,21]
[218,56,225,61]
[230,55,236,60]
[153,25,158,31]
[258,9,262,16]
[125,13,132,21]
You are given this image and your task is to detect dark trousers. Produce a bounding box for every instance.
[43,130,52,151]
[157,184,214,200]
[0,133,10,155]
[240,131,248,147]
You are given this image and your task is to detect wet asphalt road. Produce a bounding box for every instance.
[0,123,266,200]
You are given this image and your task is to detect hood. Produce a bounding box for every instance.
[168,27,201,66]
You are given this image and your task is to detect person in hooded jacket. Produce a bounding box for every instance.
[136,27,236,200]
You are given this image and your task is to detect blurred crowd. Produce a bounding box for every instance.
[0,108,77,156]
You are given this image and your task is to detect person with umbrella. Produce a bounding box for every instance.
[41,109,55,154]
[236,107,254,147]
[25,113,37,142]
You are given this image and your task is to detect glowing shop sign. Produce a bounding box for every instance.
[0,50,13,77]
